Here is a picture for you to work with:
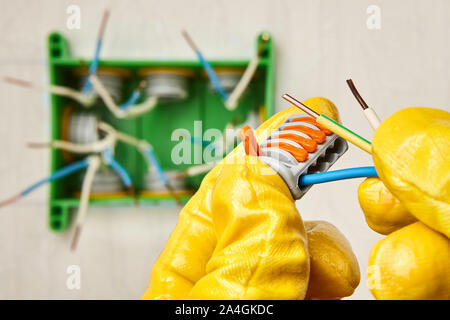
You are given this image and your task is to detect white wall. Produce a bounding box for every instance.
[0,0,448,299]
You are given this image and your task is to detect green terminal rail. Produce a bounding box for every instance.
[47,32,275,232]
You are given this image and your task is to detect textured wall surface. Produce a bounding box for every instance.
[0,0,448,299]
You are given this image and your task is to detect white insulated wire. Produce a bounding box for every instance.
[43,84,96,106]
[6,75,156,118]
[50,135,115,154]
[363,108,382,130]
[89,74,157,119]
[98,122,150,153]
[225,55,259,111]
[31,121,149,158]
[4,77,96,106]
[185,163,216,176]
[70,155,100,251]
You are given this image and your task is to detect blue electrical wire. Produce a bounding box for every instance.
[21,158,90,196]
[143,147,169,185]
[108,158,132,188]
[81,38,103,95]
[120,88,142,111]
[196,51,229,101]
[88,39,102,77]
[298,166,378,186]
[182,30,228,100]
[102,148,132,188]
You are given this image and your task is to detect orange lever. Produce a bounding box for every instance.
[273,133,317,153]
[282,124,326,143]
[240,125,260,156]
[265,142,308,162]
[290,116,332,135]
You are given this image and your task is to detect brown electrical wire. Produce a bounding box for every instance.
[282,94,320,118]
[97,9,110,40]
[3,76,32,88]
[0,194,21,209]
[346,79,370,110]
[181,30,200,52]
[70,225,82,251]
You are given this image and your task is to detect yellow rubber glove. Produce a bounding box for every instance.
[142,97,360,300]
[371,107,450,237]
[368,222,450,299]
[304,220,360,300]
[358,178,416,235]
[358,107,450,299]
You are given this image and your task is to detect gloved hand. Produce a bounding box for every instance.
[358,107,450,299]
[142,97,360,300]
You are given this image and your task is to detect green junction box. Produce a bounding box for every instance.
[47,32,275,232]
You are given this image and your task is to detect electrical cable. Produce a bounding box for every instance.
[97,123,183,205]
[225,55,259,110]
[282,93,373,154]
[89,74,158,119]
[120,80,147,111]
[143,148,168,186]
[0,158,89,209]
[346,79,382,130]
[28,134,115,154]
[298,166,378,186]
[29,125,132,193]
[225,33,269,110]
[143,147,183,206]
[81,9,110,95]
[23,158,89,196]
[120,89,141,111]
[3,77,95,107]
[181,30,229,101]
[173,162,217,180]
[70,156,101,251]
[102,148,132,188]
[98,124,162,183]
